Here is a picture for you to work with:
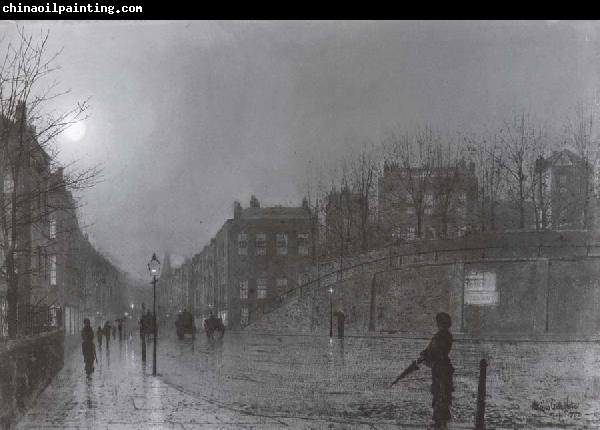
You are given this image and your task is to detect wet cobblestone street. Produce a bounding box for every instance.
[15,330,600,429]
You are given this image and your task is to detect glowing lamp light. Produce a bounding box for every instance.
[148,253,161,277]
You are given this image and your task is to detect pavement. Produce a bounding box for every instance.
[15,330,600,429]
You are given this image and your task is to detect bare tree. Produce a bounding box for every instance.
[466,133,505,232]
[382,126,439,239]
[430,136,468,238]
[496,112,546,229]
[0,27,98,339]
[348,145,380,252]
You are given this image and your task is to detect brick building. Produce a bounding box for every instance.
[190,197,313,328]
[0,102,126,338]
[378,159,478,242]
[535,149,598,230]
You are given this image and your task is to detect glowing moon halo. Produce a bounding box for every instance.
[64,121,87,142]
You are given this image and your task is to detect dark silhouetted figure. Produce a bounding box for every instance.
[335,311,345,338]
[112,322,117,340]
[96,326,103,351]
[103,321,111,349]
[419,312,454,430]
[118,319,123,342]
[81,318,96,376]
[139,314,147,361]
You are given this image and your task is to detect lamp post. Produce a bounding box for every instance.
[329,287,334,337]
[148,253,161,376]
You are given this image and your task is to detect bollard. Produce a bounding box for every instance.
[475,358,488,430]
[141,334,146,362]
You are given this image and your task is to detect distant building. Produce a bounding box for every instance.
[378,159,478,242]
[0,102,124,337]
[191,196,313,328]
[535,149,597,230]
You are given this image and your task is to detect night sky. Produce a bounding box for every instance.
[2,21,597,278]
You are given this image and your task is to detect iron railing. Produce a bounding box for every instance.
[0,298,62,340]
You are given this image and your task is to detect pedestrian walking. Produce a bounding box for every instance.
[139,314,147,361]
[103,321,111,349]
[96,326,103,351]
[118,319,123,342]
[81,318,96,376]
[335,311,345,338]
[419,312,454,430]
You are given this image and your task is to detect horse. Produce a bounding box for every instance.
[203,316,225,339]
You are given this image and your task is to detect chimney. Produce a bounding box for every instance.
[233,201,242,219]
[249,195,260,208]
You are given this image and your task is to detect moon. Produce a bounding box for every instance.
[64,121,87,142]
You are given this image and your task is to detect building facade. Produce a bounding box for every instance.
[535,149,597,230]
[189,197,313,328]
[378,159,478,242]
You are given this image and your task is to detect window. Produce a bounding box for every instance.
[37,247,42,276]
[238,233,248,255]
[49,215,56,239]
[255,233,266,256]
[239,280,248,299]
[405,226,416,241]
[424,193,434,215]
[240,307,249,325]
[50,255,57,286]
[218,310,228,326]
[3,173,13,194]
[456,192,467,217]
[276,233,288,255]
[298,233,309,256]
[257,278,267,299]
[298,273,310,287]
[276,278,288,290]
[464,271,497,305]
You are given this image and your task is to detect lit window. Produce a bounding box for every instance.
[298,233,309,256]
[49,215,56,239]
[3,173,13,193]
[240,307,249,325]
[255,233,266,256]
[464,271,497,305]
[239,280,248,299]
[238,233,248,255]
[424,193,434,215]
[276,233,288,255]
[406,226,416,241]
[50,255,57,286]
[257,278,267,299]
[218,310,228,326]
[276,278,288,290]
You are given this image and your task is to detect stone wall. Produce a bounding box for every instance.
[548,258,600,335]
[247,231,600,339]
[0,330,64,429]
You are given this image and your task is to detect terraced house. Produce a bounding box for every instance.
[191,196,313,328]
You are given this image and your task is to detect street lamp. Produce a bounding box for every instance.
[328,287,334,337]
[148,253,161,376]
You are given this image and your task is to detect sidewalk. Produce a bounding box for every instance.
[15,336,476,429]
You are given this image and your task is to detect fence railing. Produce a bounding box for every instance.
[0,298,62,340]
